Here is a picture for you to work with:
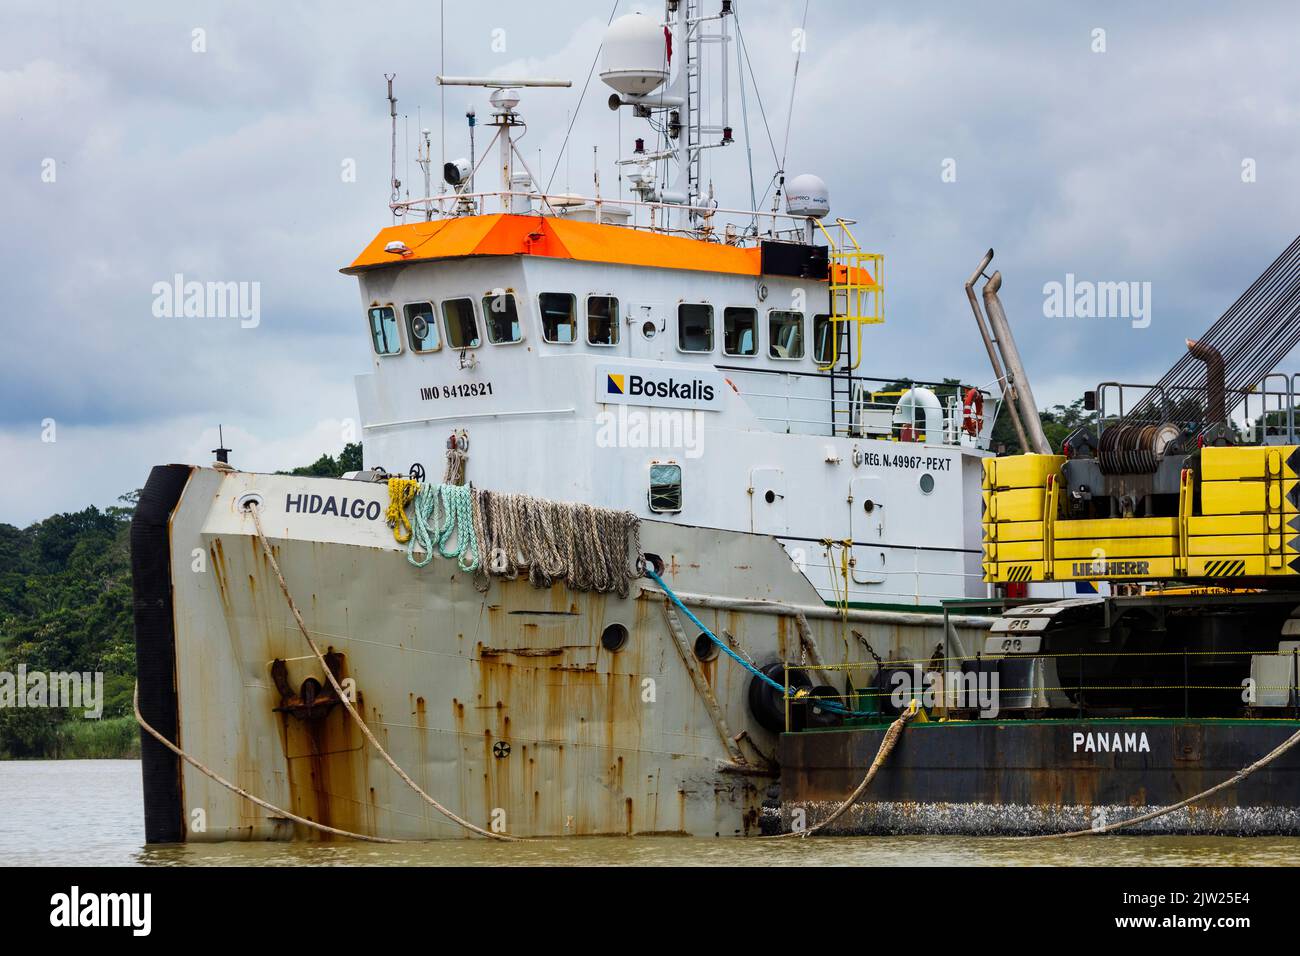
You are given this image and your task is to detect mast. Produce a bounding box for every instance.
[605,1,733,231]
[436,76,572,210]
[385,74,400,218]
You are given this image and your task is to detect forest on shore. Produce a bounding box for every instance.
[0,444,361,758]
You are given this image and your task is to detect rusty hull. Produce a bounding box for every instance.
[159,467,981,840]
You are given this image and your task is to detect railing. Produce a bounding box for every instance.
[812,218,884,372]
[723,366,998,447]
[780,646,1300,732]
[389,189,844,245]
[1095,376,1300,444]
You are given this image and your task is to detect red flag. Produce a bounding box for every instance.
[664,25,672,65]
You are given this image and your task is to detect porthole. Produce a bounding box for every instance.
[919,473,935,495]
[601,623,629,652]
[863,499,876,513]
[694,633,719,662]
[642,320,657,339]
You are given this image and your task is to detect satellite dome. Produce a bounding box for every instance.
[600,13,669,97]
[785,173,831,218]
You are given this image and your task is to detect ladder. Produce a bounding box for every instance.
[815,219,884,436]
[684,0,702,206]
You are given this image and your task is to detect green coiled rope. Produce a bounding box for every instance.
[438,483,480,572]
[406,482,438,568]
[405,482,480,572]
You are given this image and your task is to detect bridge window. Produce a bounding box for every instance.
[588,295,620,346]
[677,304,714,352]
[368,306,401,356]
[768,310,805,359]
[723,307,757,356]
[813,314,833,364]
[649,463,683,513]
[539,292,577,344]
[441,298,480,349]
[404,302,441,353]
[483,290,522,344]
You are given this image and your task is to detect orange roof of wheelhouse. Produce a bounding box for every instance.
[342,213,877,286]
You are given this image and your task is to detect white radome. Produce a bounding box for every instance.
[600,13,669,97]
[785,173,831,219]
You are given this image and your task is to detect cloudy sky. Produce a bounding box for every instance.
[3,0,1299,525]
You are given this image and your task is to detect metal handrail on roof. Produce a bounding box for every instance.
[389,189,856,244]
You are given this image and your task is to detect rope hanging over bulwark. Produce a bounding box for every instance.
[385,477,418,544]
[390,479,643,597]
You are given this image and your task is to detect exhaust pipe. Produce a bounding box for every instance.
[1186,338,1227,434]
[965,249,1031,453]
[983,271,1052,455]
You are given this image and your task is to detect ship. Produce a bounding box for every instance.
[131,1,1300,842]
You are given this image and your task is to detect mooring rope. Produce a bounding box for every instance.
[247,503,520,841]
[646,566,864,716]
[133,684,403,844]
[443,430,468,484]
[436,484,480,571]
[385,477,418,544]
[469,488,640,596]
[769,701,918,839]
[406,480,438,568]
[1017,724,1300,840]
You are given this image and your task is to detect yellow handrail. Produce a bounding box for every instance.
[813,218,883,373]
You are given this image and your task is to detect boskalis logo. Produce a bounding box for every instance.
[608,371,714,402]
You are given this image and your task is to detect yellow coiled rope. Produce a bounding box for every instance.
[385,477,419,544]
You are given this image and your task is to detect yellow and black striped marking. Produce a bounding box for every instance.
[1006,564,1034,582]
[1203,559,1247,577]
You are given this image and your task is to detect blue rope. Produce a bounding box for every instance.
[645,566,867,717]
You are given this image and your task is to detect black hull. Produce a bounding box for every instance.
[777,719,1300,835]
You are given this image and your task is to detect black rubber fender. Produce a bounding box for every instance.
[747,662,811,734]
[805,684,845,728]
[131,464,193,844]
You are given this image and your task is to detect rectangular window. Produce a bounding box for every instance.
[539,292,577,344]
[723,307,757,356]
[768,310,805,359]
[368,306,401,355]
[483,291,522,344]
[404,302,440,353]
[649,463,683,513]
[587,295,620,346]
[677,304,714,352]
[442,298,480,349]
[812,314,833,364]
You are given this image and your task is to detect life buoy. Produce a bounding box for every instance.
[962,388,984,437]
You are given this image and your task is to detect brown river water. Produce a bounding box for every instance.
[3,760,1296,866]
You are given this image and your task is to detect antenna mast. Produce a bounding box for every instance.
[604,2,734,230]
[436,76,572,210]
[417,120,434,221]
[385,74,400,217]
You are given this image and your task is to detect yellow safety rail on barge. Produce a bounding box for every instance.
[982,447,1300,583]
